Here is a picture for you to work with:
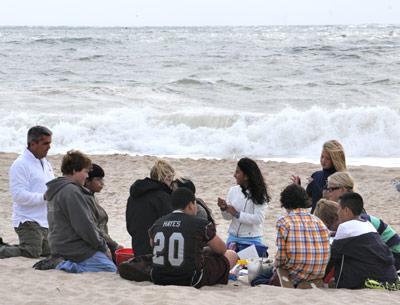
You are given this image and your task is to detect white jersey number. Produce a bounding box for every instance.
[153,232,165,265]
[153,232,184,267]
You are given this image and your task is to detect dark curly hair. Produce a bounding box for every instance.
[237,157,270,205]
[280,184,308,210]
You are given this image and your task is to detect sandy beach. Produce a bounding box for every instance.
[0,153,399,304]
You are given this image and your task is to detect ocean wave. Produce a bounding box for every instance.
[5,40,21,45]
[170,78,214,86]
[78,55,104,61]
[335,54,362,60]
[216,80,253,91]
[169,78,252,90]
[1,105,399,159]
[324,80,350,86]
[362,78,392,85]
[62,47,77,51]
[30,37,105,45]
[46,68,78,76]
[290,45,335,54]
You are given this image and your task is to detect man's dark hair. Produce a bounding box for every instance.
[27,126,52,146]
[280,184,308,209]
[88,163,105,180]
[171,187,195,210]
[171,178,196,194]
[338,192,364,216]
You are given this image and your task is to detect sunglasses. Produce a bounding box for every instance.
[325,186,342,193]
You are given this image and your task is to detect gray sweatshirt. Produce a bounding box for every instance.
[46,177,108,262]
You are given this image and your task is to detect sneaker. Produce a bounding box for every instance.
[364,278,385,289]
[33,255,64,270]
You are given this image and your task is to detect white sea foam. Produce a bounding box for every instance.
[1,26,400,165]
[1,105,399,164]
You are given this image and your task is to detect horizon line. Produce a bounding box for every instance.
[0,23,400,28]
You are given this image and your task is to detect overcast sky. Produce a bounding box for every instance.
[0,0,399,26]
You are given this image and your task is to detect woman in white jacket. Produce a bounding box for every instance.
[217,157,270,254]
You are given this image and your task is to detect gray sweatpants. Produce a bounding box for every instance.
[0,221,49,258]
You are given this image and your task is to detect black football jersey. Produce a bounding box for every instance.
[149,211,216,285]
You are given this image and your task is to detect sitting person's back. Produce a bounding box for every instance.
[359,213,400,271]
[274,184,330,286]
[331,192,397,289]
[149,188,238,288]
[126,160,174,256]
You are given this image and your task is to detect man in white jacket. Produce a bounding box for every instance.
[0,126,54,258]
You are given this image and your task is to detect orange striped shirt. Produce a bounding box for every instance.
[275,208,330,285]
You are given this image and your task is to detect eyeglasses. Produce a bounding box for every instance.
[325,186,342,193]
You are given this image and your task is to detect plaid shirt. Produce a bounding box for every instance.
[275,208,330,284]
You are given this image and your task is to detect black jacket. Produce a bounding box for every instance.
[126,178,172,256]
[331,232,397,289]
[306,168,336,213]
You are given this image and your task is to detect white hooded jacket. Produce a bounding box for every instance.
[222,185,267,238]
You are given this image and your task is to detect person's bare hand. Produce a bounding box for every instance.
[225,205,237,216]
[217,197,227,210]
[291,175,301,185]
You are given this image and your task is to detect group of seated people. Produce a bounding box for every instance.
[1,127,399,290]
[42,151,400,290]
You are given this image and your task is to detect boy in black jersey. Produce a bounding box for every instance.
[149,187,238,288]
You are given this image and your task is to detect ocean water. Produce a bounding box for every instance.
[0,25,400,165]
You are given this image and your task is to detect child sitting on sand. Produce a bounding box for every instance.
[270,184,330,287]
[314,199,340,233]
[217,157,270,255]
[46,151,116,273]
[85,164,123,262]
[331,192,397,288]
[149,187,238,288]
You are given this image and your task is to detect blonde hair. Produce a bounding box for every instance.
[150,159,175,183]
[328,171,354,190]
[323,140,347,171]
[314,199,339,231]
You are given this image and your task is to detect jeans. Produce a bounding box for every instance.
[0,221,49,258]
[56,251,117,273]
[226,234,264,247]
[226,234,268,257]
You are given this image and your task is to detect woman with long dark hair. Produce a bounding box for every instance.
[217,157,270,253]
